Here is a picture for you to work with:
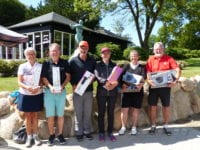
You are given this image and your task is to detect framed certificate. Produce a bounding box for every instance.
[75,71,95,96]
[150,69,176,88]
[107,66,123,83]
[32,64,42,87]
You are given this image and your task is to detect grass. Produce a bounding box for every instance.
[0,58,200,92]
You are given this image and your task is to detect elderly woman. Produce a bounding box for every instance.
[17,47,43,147]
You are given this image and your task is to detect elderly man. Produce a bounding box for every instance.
[41,43,70,146]
[146,42,181,136]
[69,41,96,142]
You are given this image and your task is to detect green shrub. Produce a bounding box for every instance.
[95,42,123,60]
[165,48,189,59]
[0,60,25,77]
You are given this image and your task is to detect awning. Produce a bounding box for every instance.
[0,25,28,47]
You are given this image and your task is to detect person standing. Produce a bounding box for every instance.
[69,41,96,142]
[41,43,70,145]
[146,42,181,135]
[118,50,146,135]
[94,47,118,142]
[17,47,43,147]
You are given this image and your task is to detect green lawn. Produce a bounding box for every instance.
[0,58,200,92]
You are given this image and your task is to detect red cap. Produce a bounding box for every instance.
[101,47,110,53]
[79,41,89,48]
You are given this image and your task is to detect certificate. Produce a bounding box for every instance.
[150,69,176,88]
[32,64,42,87]
[75,71,95,96]
[52,67,61,93]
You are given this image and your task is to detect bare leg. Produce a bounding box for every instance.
[32,112,38,134]
[131,108,140,127]
[25,112,32,135]
[57,116,64,135]
[120,108,129,127]
[149,106,157,125]
[48,117,55,135]
[163,106,170,125]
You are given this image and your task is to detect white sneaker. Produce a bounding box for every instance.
[34,136,42,146]
[118,127,126,135]
[131,127,137,135]
[25,138,32,148]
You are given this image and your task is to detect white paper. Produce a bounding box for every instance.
[75,71,95,96]
[32,64,42,87]
[52,67,61,93]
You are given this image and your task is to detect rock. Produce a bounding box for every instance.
[0,98,10,116]
[0,91,10,98]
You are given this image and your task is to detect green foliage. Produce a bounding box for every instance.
[0,60,25,77]
[0,0,26,26]
[123,46,149,61]
[95,42,123,60]
[165,48,200,60]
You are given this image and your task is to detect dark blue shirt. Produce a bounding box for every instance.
[69,54,96,91]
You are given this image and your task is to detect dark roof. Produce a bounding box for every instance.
[9,12,76,28]
[9,12,130,42]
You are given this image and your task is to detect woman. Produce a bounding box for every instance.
[17,47,43,147]
[118,50,146,135]
[94,47,118,142]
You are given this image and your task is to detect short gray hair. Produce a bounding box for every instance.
[49,43,61,51]
[24,47,36,56]
[153,42,164,50]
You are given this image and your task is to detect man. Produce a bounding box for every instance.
[146,42,181,136]
[94,47,118,142]
[69,41,96,142]
[41,43,70,146]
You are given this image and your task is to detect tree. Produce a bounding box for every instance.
[98,0,165,51]
[0,0,26,26]
[28,0,102,29]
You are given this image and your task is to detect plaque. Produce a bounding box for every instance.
[52,67,61,93]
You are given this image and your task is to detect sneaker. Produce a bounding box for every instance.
[98,133,105,142]
[48,134,55,146]
[84,133,94,140]
[34,136,42,146]
[149,126,156,135]
[25,138,32,148]
[118,127,126,135]
[163,127,172,136]
[131,127,137,135]
[108,133,116,142]
[57,134,67,145]
[76,135,84,142]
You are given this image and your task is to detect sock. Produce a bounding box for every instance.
[27,134,32,140]
[151,125,156,128]
[163,124,168,128]
[32,134,37,139]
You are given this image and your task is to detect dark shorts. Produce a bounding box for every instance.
[148,87,171,107]
[18,93,44,112]
[121,91,144,109]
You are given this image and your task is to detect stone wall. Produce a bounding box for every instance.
[1,76,200,139]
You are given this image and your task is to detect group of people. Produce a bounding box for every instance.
[17,41,181,148]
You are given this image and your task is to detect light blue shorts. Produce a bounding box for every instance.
[44,88,66,117]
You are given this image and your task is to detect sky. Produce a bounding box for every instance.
[19,0,161,46]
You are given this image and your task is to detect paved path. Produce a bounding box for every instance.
[0,124,200,150]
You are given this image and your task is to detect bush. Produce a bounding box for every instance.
[0,60,25,77]
[165,48,189,59]
[95,42,123,60]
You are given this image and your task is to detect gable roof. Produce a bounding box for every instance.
[9,12,131,42]
[9,12,76,28]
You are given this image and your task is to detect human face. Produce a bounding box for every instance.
[101,51,111,63]
[79,45,89,56]
[153,44,164,57]
[49,45,60,62]
[25,51,36,64]
[130,51,139,64]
